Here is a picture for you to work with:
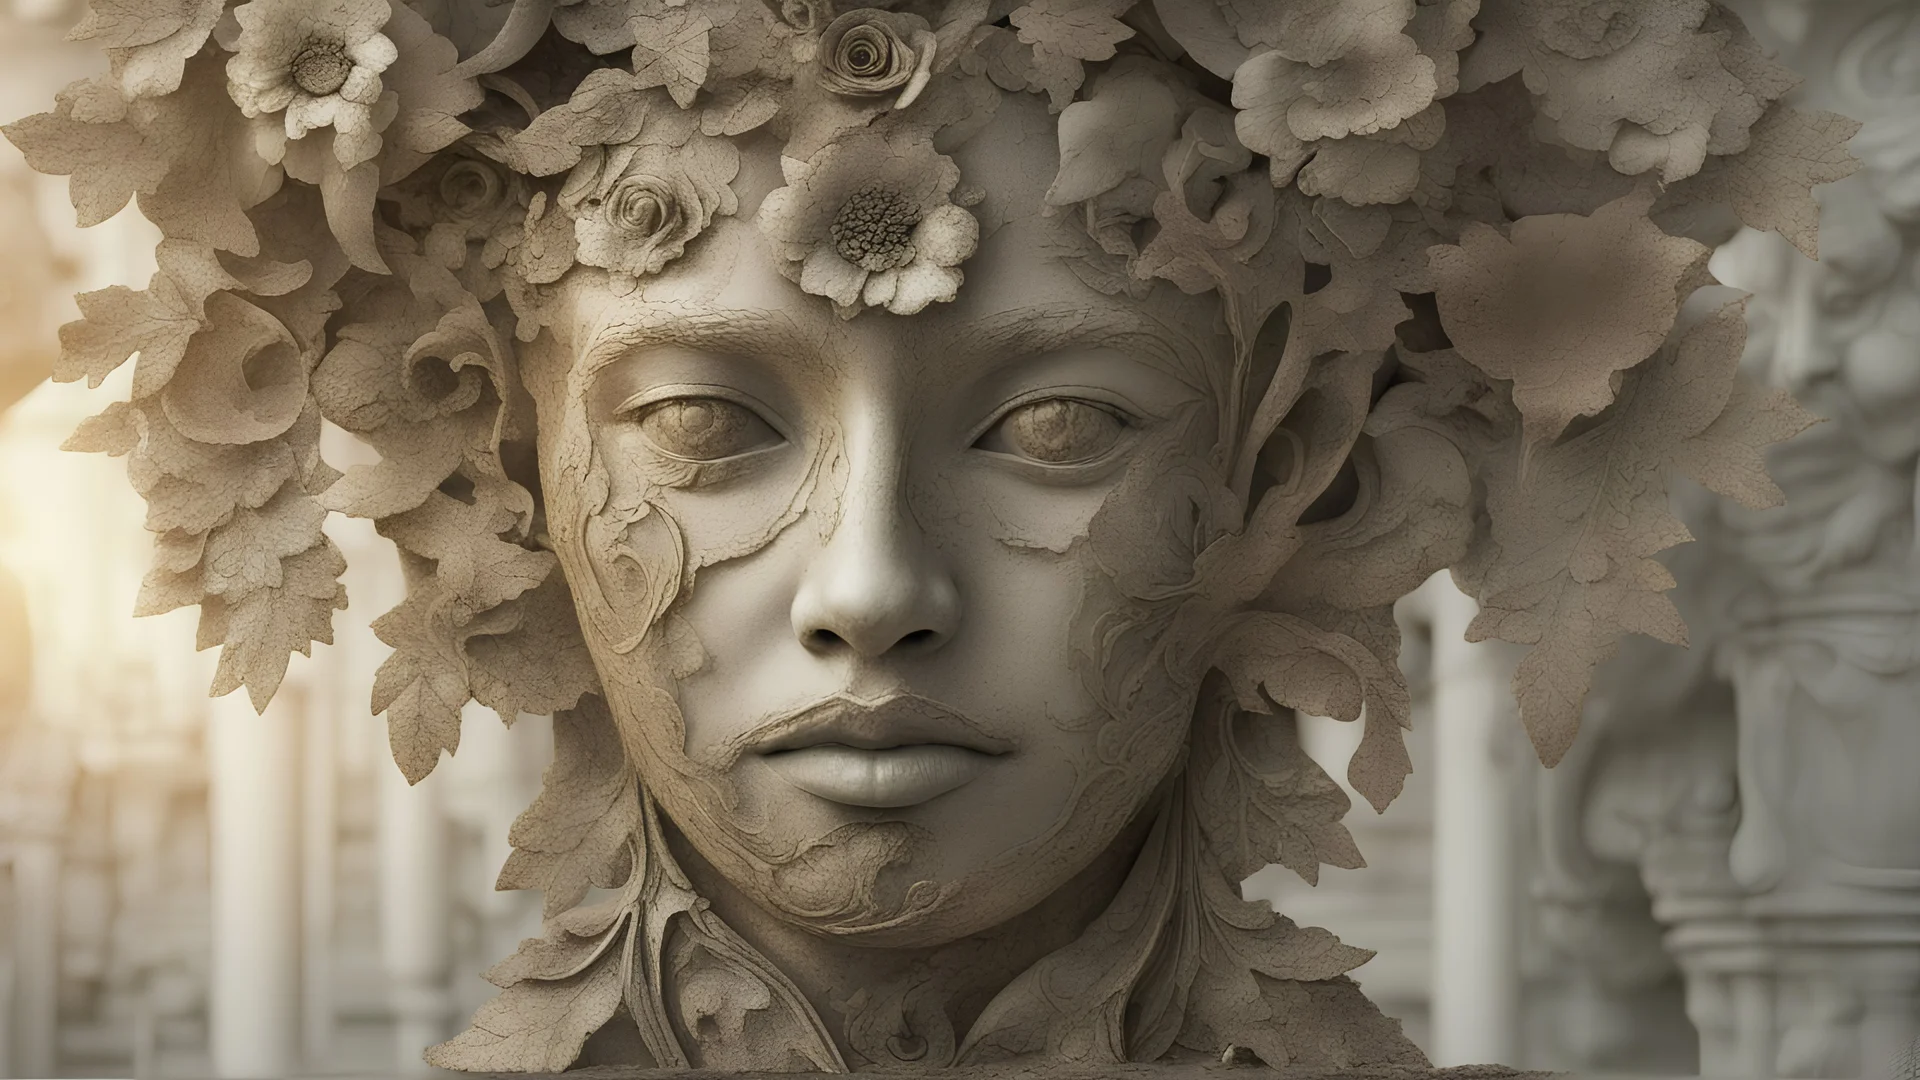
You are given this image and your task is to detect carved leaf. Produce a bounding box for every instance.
[55,241,238,391]
[3,84,167,226]
[1669,103,1863,259]
[1429,191,1711,446]
[72,0,225,100]
[1045,70,1180,207]
[380,491,554,620]
[68,0,200,49]
[1461,0,1772,184]
[498,699,640,916]
[1459,301,1818,765]
[205,537,348,710]
[1207,609,1412,812]
[379,2,485,184]
[467,574,600,721]
[629,11,714,109]
[505,69,662,176]
[372,576,473,785]
[424,946,626,1072]
[1193,706,1360,885]
[132,53,270,256]
[1008,0,1136,109]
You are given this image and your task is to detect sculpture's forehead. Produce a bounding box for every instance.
[547,89,1230,389]
[554,212,1228,405]
[556,237,1226,412]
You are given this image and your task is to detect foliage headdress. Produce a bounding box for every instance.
[6,0,1855,1070]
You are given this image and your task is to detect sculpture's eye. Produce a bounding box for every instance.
[631,397,782,461]
[976,398,1127,464]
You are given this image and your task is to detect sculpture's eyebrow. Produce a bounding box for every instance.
[578,308,823,379]
[927,305,1200,380]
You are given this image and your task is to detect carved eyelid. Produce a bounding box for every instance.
[963,385,1147,449]
[608,383,794,444]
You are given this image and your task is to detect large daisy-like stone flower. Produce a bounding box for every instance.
[757,131,980,317]
[226,0,399,168]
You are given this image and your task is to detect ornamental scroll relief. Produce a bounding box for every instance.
[1,0,1858,1071]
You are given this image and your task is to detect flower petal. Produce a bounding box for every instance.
[911,203,980,267]
[334,123,383,169]
[349,32,399,74]
[862,268,899,310]
[885,261,961,315]
[285,95,333,138]
[339,66,384,106]
[235,78,299,117]
[799,246,868,308]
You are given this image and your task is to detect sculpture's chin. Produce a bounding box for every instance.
[676,773,1168,951]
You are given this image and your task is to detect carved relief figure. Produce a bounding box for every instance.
[1707,101,1920,896]
[2,0,1855,1071]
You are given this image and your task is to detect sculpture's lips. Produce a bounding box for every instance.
[743,693,1010,808]
[763,744,995,808]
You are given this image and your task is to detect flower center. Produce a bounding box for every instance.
[439,161,504,219]
[609,180,673,235]
[291,39,353,97]
[838,27,892,78]
[831,186,921,272]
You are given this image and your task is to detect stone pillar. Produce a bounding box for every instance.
[206,689,302,1078]
[0,723,74,1080]
[379,739,454,1075]
[0,914,10,1080]
[301,654,338,1066]
[1422,576,1524,1067]
[7,841,59,1079]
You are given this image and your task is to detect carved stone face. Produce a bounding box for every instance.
[1715,188,1920,456]
[523,96,1238,947]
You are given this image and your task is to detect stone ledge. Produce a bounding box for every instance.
[486,1064,1556,1080]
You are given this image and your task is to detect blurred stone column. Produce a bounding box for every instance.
[0,722,73,1080]
[323,468,457,1076]
[1419,575,1526,1067]
[380,748,453,1075]
[207,689,303,1078]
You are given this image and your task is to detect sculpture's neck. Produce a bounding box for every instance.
[660,803,1156,1066]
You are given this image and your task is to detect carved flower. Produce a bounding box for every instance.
[560,120,741,287]
[1230,30,1438,195]
[391,152,530,276]
[224,0,399,168]
[757,131,980,317]
[817,9,938,109]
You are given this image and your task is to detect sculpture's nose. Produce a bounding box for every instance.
[790,424,959,660]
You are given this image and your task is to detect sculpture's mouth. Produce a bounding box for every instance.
[762,744,997,808]
[743,693,1010,808]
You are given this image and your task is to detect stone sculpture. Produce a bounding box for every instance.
[1533,4,1920,1074]
[1,0,1859,1071]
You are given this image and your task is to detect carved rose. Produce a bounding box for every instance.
[757,130,979,316]
[560,129,741,284]
[224,0,399,168]
[817,9,938,110]
[438,159,506,222]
